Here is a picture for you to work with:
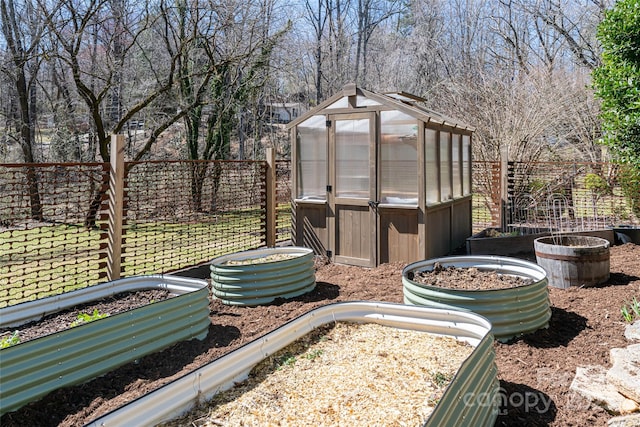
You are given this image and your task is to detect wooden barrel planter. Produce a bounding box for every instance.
[0,275,210,416]
[534,235,610,289]
[87,302,499,427]
[402,255,550,342]
[210,247,316,306]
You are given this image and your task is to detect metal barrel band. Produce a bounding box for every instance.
[534,251,610,262]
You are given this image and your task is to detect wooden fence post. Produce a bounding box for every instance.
[266,147,276,247]
[107,134,124,281]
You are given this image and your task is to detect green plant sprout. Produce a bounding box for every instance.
[305,349,323,360]
[276,353,297,370]
[70,309,109,327]
[432,371,453,388]
[1,331,20,348]
[621,297,640,323]
[622,305,634,323]
[631,297,640,318]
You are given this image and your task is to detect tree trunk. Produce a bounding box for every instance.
[190,162,208,213]
[84,172,108,228]
[1,0,43,220]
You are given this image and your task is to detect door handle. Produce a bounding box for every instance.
[368,200,379,209]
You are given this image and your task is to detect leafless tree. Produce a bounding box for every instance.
[372,0,609,165]
[159,0,289,210]
[1,0,45,219]
[372,0,446,92]
[354,0,403,85]
[523,0,610,70]
[35,0,186,224]
[0,0,615,176]
[303,0,330,102]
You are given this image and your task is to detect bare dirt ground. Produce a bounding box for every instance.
[1,243,639,427]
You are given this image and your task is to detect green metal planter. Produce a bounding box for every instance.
[0,275,209,416]
[87,302,499,427]
[210,247,316,306]
[403,255,550,342]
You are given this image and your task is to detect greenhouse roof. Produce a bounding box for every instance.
[287,84,475,132]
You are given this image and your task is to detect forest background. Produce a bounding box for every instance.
[0,0,628,168]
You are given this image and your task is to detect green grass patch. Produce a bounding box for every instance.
[1,210,273,307]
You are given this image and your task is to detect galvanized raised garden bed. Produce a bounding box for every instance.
[86,302,499,427]
[210,246,316,306]
[0,275,210,416]
[403,255,551,342]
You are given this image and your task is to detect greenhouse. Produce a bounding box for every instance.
[287,84,474,267]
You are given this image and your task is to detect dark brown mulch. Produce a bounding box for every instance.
[1,243,639,427]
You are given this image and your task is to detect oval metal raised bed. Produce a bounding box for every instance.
[85,302,499,427]
[210,246,316,306]
[403,255,550,342]
[0,275,209,416]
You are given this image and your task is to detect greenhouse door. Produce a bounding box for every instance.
[328,112,377,267]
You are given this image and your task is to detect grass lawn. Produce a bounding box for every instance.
[0,206,288,307]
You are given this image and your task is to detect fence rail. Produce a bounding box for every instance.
[2,155,638,307]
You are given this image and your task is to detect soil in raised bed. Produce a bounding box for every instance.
[409,262,534,290]
[221,253,299,265]
[1,243,640,427]
[0,289,173,345]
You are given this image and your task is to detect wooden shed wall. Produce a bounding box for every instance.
[292,202,328,256]
[379,208,419,264]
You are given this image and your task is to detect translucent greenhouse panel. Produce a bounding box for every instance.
[296,115,327,200]
[336,119,370,198]
[326,97,349,109]
[452,134,462,197]
[425,129,439,205]
[325,96,382,109]
[462,135,471,196]
[380,111,418,205]
[440,131,452,201]
[356,96,382,107]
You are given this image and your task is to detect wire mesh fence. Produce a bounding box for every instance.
[506,161,639,233]
[471,161,640,234]
[471,161,502,232]
[121,160,267,277]
[0,160,274,307]
[2,159,638,307]
[276,160,292,244]
[0,163,110,306]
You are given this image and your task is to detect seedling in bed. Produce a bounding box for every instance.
[621,297,640,323]
[70,309,109,327]
[305,349,323,360]
[432,371,453,388]
[631,297,640,318]
[1,331,20,348]
[276,353,297,370]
